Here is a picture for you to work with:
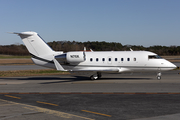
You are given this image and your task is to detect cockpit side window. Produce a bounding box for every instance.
[148,55,162,59]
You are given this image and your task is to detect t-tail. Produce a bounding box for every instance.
[13,31,65,70]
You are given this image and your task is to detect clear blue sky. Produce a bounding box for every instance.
[0,0,180,47]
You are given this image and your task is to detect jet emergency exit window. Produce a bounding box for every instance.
[127,58,130,61]
[115,58,118,61]
[121,58,124,61]
[90,58,93,62]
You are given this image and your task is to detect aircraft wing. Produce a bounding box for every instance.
[73,67,131,73]
[73,67,120,72]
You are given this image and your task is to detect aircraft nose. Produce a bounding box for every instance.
[163,60,177,70]
[169,62,177,69]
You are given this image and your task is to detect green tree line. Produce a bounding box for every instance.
[0,41,180,56]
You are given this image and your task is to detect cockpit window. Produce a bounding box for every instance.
[148,55,162,59]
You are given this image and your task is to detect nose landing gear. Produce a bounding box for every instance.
[157,72,161,80]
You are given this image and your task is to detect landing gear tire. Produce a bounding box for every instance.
[157,76,161,80]
[90,72,101,80]
[90,75,98,80]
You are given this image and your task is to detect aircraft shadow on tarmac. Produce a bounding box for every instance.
[0,76,152,84]
[39,77,152,84]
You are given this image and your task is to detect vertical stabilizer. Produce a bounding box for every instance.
[13,31,54,57]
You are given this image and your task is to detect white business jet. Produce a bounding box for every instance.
[13,31,177,80]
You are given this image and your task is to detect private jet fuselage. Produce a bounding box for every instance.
[13,31,177,80]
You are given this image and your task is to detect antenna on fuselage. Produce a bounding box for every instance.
[83,47,86,60]
[90,49,93,52]
[84,47,86,52]
[130,48,133,51]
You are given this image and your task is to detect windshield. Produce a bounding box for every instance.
[148,55,162,59]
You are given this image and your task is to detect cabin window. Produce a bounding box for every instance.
[134,58,136,61]
[115,58,118,61]
[121,58,124,61]
[96,58,99,62]
[109,58,111,61]
[102,58,105,61]
[90,58,93,62]
[127,58,130,61]
[148,55,162,59]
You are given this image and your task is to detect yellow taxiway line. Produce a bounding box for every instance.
[36,101,59,106]
[4,95,21,99]
[82,109,112,117]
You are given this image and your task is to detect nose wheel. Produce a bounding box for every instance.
[157,72,161,80]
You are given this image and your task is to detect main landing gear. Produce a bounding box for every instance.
[90,72,102,80]
[157,72,162,80]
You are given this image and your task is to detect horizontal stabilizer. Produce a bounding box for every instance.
[9,32,34,36]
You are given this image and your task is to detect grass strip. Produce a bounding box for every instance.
[0,69,69,77]
[0,55,31,59]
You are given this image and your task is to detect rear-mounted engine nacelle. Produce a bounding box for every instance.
[66,51,85,63]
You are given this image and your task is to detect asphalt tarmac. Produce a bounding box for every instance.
[0,65,47,71]
[0,70,180,120]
